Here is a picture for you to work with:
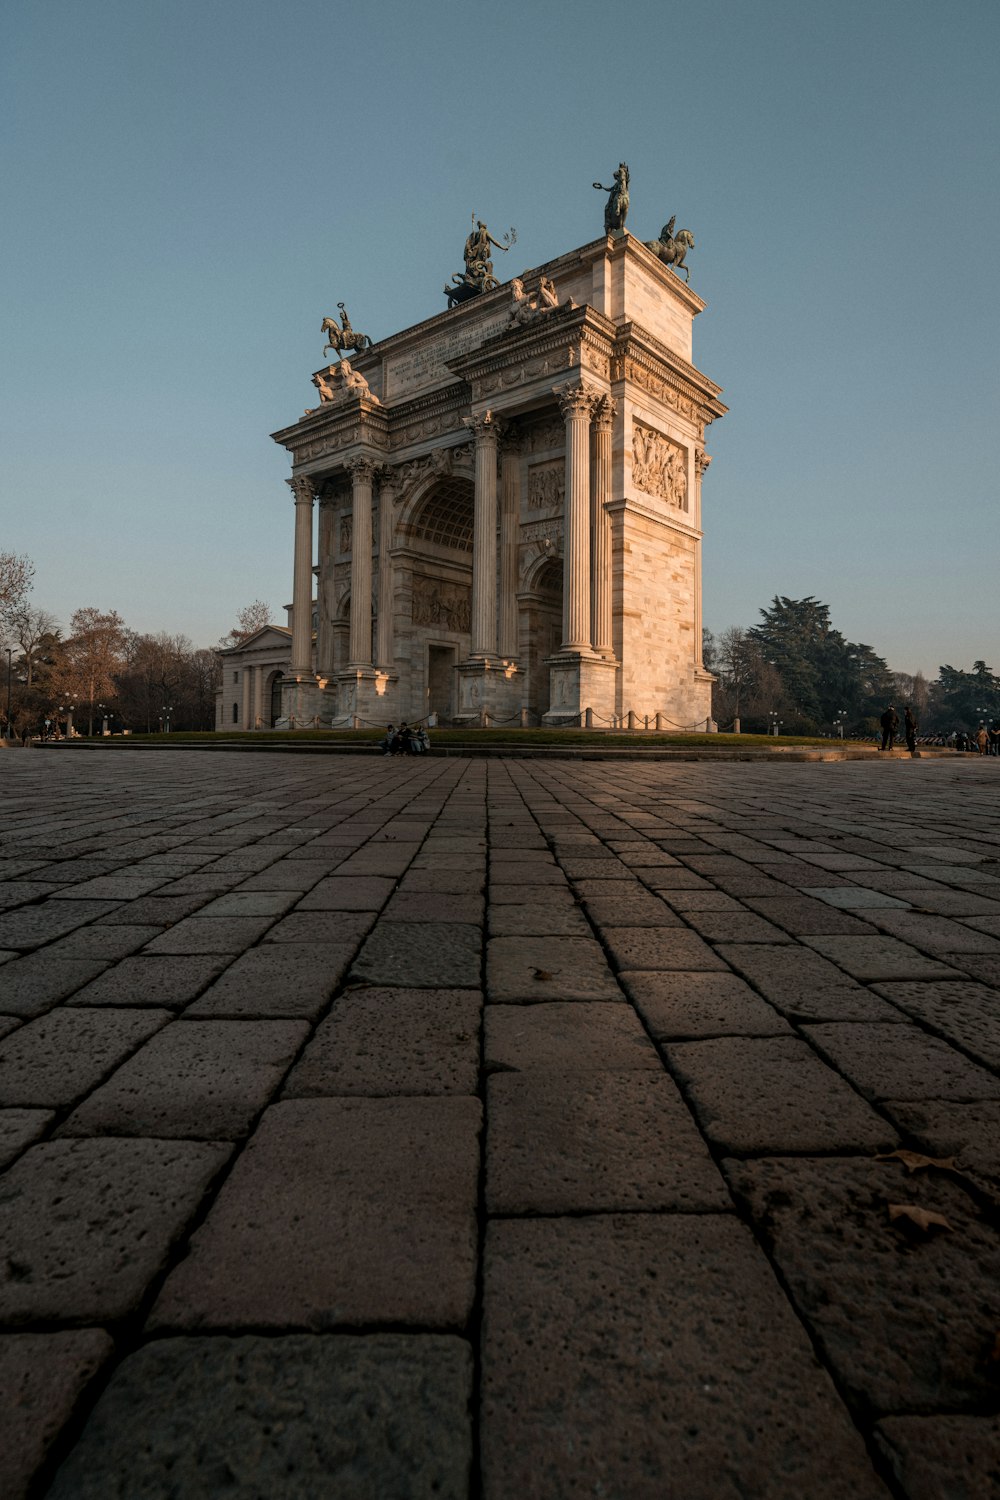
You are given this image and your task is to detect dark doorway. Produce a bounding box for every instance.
[427,645,456,721]
[269,673,283,727]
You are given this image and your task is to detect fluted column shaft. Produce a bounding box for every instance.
[499,437,520,658]
[694,449,711,668]
[288,477,315,676]
[465,411,501,656]
[315,497,336,677]
[591,396,616,656]
[376,475,395,668]
[348,458,375,668]
[556,383,599,651]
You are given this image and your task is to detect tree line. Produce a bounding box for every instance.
[1,552,269,736]
[705,596,999,736]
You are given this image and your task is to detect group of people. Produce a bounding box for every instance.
[880,705,999,755]
[879,705,919,753]
[379,722,430,757]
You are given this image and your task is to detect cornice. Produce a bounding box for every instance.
[605,495,703,540]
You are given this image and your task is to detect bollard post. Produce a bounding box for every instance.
[520,707,530,728]
[585,707,593,729]
[655,712,665,731]
[627,710,636,730]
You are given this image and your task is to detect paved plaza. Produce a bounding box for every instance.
[1,748,999,1498]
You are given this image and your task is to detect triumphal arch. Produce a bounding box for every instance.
[270,226,726,729]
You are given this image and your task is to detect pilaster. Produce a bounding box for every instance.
[554,381,600,652]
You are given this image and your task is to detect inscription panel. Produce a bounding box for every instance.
[383,313,509,400]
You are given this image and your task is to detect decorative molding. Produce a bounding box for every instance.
[527,461,565,511]
[553,380,601,421]
[593,394,617,432]
[632,422,688,510]
[524,416,565,453]
[288,476,316,505]
[695,448,712,477]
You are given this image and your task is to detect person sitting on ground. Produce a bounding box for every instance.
[417,726,430,754]
[380,723,397,756]
[396,722,412,755]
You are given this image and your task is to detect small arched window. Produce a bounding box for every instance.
[232,703,239,724]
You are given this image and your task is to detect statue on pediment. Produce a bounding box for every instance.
[322,303,373,359]
[444,217,516,307]
[645,217,696,282]
[311,359,381,406]
[505,275,576,329]
[593,163,629,233]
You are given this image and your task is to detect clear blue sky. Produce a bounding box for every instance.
[3,0,997,674]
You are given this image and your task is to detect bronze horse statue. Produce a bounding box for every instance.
[321,302,373,358]
[593,163,629,233]
[646,218,695,281]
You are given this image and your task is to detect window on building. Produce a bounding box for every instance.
[233,671,239,683]
[232,703,239,723]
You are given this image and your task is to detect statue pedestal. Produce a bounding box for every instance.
[542,652,618,727]
[453,658,523,727]
[331,669,399,730]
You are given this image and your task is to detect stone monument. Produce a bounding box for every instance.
[269,225,726,730]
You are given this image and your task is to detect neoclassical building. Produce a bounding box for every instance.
[263,231,725,729]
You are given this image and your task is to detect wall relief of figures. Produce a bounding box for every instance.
[411,575,472,633]
[527,461,565,511]
[339,516,352,554]
[631,423,688,510]
[523,416,565,453]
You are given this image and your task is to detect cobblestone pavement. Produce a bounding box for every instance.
[2,750,1000,1499]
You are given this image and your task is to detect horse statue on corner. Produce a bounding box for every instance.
[646,217,695,281]
[321,302,373,358]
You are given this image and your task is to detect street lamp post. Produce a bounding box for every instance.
[834,709,846,739]
[162,705,172,734]
[4,647,11,741]
[768,711,781,737]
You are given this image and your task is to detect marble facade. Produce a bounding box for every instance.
[266,232,726,730]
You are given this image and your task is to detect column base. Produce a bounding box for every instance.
[542,652,619,726]
[278,677,322,729]
[453,658,523,726]
[330,669,399,729]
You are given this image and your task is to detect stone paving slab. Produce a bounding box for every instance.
[0,955,113,1018]
[0,1006,170,1108]
[60,1019,309,1138]
[873,1414,1000,1500]
[716,943,907,1022]
[880,1097,1000,1193]
[282,987,481,1096]
[486,1070,729,1213]
[143,914,277,953]
[68,953,231,1009]
[0,1106,54,1169]
[481,1216,888,1500]
[0,1330,115,1500]
[665,1036,895,1153]
[150,1098,481,1331]
[486,935,623,1003]
[620,970,792,1038]
[0,1138,231,1324]
[0,900,123,951]
[351,921,481,988]
[294,874,397,909]
[484,1001,660,1071]
[185,942,357,1019]
[803,1020,1000,1102]
[46,1334,473,1500]
[723,1156,1000,1414]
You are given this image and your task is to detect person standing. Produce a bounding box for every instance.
[880,704,899,751]
[904,706,918,754]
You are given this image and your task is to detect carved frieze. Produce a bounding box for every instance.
[521,518,564,547]
[527,461,565,511]
[411,576,472,633]
[632,422,688,511]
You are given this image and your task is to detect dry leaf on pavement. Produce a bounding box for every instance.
[876,1149,959,1175]
[887,1203,954,1235]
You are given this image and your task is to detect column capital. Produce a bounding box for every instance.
[463,409,505,444]
[553,380,601,421]
[346,455,378,482]
[287,476,316,505]
[695,448,712,476]
[592,394,617,432]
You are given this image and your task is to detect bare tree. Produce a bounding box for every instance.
[59,607,128,734]
[218,600,271,650]
[0,552,34,631]
[8,606,59,688]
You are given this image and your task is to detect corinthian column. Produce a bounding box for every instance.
[555,382,599,651]
[499,431,521,658]
[463,411,502,657]
[375,470,396,668]
[694,448,712,668]
[288,476,315,676]
[591,395,616,656]
[347,457,375,669]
